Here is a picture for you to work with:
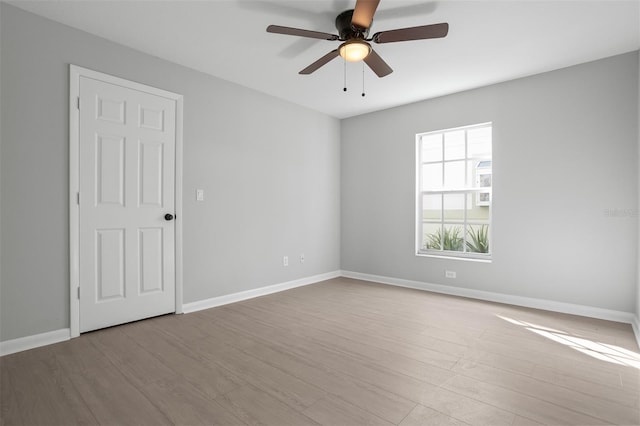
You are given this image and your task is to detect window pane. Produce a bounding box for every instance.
[422,163,443,189]
[443,193,465,221]
[444,160,465,188]
[479,191,491,204]
[478,172,491,188]
[444,131,465,160]
[442,224,464,252]
[468,196,490,221]
[466,224,490,253]
[468,127,492,158]
[422,194,441,220]
[421,134,442,162]
[422,223,442,251]
[466,161,475,187]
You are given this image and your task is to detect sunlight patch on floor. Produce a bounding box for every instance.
[496,314,640,369]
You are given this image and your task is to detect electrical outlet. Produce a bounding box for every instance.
[196,189,204,201]
[283,256,289,267]
[300,253,305,263]
[445,270,456,279]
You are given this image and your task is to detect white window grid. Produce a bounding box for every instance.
[416,122,492,260]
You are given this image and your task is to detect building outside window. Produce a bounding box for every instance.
[416,123,492,260]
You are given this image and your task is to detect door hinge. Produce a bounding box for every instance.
[77,192,80,205]
[77,286,80,299]
[77,97,80,110]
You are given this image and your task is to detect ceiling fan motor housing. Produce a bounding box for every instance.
[335,10,370,40]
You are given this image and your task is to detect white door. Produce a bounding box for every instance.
[78,76,177,333]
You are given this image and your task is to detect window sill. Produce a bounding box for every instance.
[416,252,492,263]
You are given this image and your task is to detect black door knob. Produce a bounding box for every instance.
[164,214,174,221]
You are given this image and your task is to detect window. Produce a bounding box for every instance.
[416,123,492,259]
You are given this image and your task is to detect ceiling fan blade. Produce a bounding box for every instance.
[352,0,380,29]
[363,49,393,77]
[299,50,340,74]
[372,23,449,44]
[267,25,339,41]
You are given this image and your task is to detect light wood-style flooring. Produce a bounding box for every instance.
[1,278,639,426]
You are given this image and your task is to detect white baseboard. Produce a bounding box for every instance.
[341,270,637,326]
[182,270,342,314]
[632,316,640,350]
[0,328,70,356]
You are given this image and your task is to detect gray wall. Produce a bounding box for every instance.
[0,4,340,341]
[342,52,639,313]
[1,3,638,343]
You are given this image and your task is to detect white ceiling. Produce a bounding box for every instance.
[9,0,640,118]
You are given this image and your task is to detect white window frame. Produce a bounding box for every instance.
[415,122,492,261]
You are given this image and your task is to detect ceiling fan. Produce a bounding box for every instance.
[266,0,448,78]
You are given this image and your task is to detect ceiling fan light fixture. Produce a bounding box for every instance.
[339,40,371,62]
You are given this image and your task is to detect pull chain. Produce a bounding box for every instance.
[361,62,366,97]
[343,59,347,92]
[341,61,367,96]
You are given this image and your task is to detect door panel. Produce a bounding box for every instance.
[139,140,164,206]
[139,227,164,294]
[96,134,125,206]
[97,96,126,124]
[79,76,176,333]
[96,229,125,301]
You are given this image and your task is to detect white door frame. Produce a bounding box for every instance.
[69,64,184,338]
